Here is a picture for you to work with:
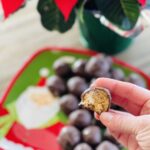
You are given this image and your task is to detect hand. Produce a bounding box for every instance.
[92,78,150,150]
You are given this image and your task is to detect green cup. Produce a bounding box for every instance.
[78,10,133,55]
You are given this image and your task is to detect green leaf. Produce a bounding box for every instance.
[37,0,76,33]
[94,0,140,30]
[121,0,140,23]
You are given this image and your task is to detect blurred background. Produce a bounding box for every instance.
[0,0,150,96]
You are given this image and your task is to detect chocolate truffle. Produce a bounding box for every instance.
[82,125,102,146]
[126,73,145,87]
[60,94,79,115]
[96,141,119,150]
[111,68,125,81]
[81,87,111,114]
[68,109,92,129]
[67,76,88,97]
[46,76,66,96]
[72,59,87,77]
[74,143,93,150]
[58,126,81,150]
[85,55,111,78]
[53,59,72,77]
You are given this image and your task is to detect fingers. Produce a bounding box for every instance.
[111,94,141,115]
[98,110,140,134]
[92,78,150,108]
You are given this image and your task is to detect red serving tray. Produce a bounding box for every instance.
[0,47,150,150]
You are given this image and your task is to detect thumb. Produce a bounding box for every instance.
[99,110,150,134]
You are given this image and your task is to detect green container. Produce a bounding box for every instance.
[79,10,133,55]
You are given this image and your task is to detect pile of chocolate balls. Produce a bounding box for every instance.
[46,55,145,150]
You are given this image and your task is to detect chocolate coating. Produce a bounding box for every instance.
[81,87,111,114]
[85,55,111,78]
[96,141,119,150]
[74,143,93,150]
[67,76,88,97]
[60,94,79,115]
[126,73,145,87]
[53,59,72,77]
[68,109,92,129]
[72,59,87,77]
[82,125,102,146]
[58,126,81,150]
[46,75,66,96]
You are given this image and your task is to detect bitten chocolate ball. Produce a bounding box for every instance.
[60,94,79,115]
[96,141,119,150]
[82,125,102,146]
[58,126,81,150]
[67,76,88,97]
[53,59,72,77]
[46,76,66,96]
[72,59,87,77]
[85,55,111,78]
[126,73,145,87]
[81,87,111,114]
[74,143,93,150]
[111,68,125,81]
[68,109,92,129]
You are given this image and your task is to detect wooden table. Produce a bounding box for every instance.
[0,0,150,97]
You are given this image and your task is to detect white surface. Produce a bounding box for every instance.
[0,138,33,150]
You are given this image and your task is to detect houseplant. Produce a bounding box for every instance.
[0,0,148,55]
[37,0,148,55]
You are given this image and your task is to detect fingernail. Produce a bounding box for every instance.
[100,112,113,122]
[94,113,100,120]
[90,83,95,88]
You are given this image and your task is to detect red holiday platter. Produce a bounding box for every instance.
[0,47,150,150]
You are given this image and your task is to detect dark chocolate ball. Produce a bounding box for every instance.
[58,126,81,150]
[74,143,93,150]
[60,94,79,115]
[82,125,102,146]
[111,68,125,81]
[126,73,145,87]
[53,59,72,77]
[96,141,119,150]
[68,109,92,129]
[72,59,87,77]
[46,76,66,96]
[85,55,111,78]
[67,76,88,97]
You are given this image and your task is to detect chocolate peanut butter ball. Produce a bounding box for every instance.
[82,125,102,146]
[126,73,145,87]
[85,55,111,78]
[74,143,93,150]
[46,75,66,96]
[96,141,119,150]
[60,94,79,115]
[58,126,81,150]
[67,76,88,97]
[68,109,92,129]
[81,87,111,114]
[72,59,87,77]
[111,68,125,81]
[53,59,72,77]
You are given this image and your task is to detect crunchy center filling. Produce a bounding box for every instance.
[81,88,110,114]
